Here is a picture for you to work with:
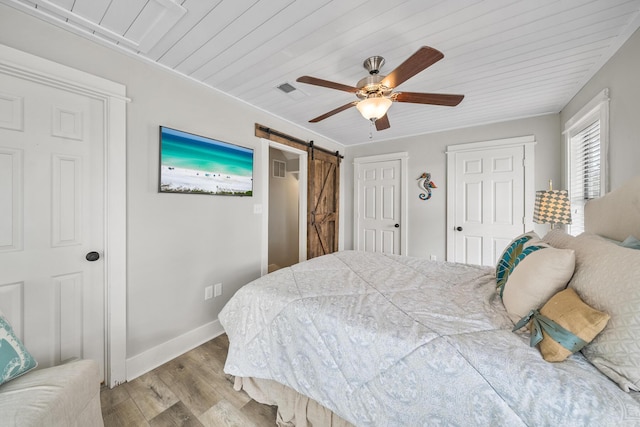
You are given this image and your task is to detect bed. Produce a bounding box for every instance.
[219,176,640,426]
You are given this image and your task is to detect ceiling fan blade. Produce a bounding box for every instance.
[395,92,464,106]
[296,76,358,93]
[380,46,444,89]
[375,114,390,131]
[309,102,357,123]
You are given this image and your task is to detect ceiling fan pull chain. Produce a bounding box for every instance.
[369,119,374,139]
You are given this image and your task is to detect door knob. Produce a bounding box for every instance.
[456,226,463,231]
[394,224,400,228]
[86,251,100,261]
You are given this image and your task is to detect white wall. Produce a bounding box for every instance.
[560,28,640,191]
[0,4,343,372]
[268,148,299,269]
[343,114,562,260]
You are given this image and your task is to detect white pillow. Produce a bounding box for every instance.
[502,245,575,323]
[543,230,640,392]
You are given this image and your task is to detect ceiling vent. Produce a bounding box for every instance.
[277,83,297,93]
[276,82,307,100]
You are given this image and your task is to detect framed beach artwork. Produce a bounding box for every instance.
[159,126,253,196]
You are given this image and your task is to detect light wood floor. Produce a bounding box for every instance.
[100,334,277,426]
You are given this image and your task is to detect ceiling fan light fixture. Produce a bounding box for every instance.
[356,96,392,121]
[297,46,463,130]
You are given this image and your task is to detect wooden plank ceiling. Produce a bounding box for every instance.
[5,0,640,145]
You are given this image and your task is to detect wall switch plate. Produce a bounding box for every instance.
[204,285,213,300]
[214,283,222,297]
[253,204,262,214]
[430,254,437,261]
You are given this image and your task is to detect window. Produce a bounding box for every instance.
[564,89,609,236]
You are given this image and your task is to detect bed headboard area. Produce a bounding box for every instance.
[585,176,640,241]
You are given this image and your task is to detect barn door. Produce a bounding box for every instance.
[308,149,340,259]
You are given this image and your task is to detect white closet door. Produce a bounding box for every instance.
[0,72,106,379]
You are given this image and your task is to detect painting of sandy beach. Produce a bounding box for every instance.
[159,127,253,196]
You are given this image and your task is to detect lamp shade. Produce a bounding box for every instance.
[356,97,392,120]
[533,189,572,225]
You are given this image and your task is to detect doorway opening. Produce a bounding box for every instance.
[261,140,307,275]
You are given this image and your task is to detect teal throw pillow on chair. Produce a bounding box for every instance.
[0,311,38,385]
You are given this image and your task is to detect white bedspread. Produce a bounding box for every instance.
[219,251,640,426]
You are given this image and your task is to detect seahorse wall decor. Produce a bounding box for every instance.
[417,172,437,200]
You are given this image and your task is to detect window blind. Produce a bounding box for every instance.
[568,119,601,235]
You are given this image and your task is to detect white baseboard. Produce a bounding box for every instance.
[125,319,225,381]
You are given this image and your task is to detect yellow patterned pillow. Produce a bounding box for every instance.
[536,288,610,362]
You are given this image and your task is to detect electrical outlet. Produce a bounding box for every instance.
[204,285,213,300]
[430,254,437,261]
[214,283,222,297]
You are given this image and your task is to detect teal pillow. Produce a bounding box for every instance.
[496,232,543,297]
[0,313,37,385]
[621,235,640,250]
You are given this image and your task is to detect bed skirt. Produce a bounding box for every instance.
[234,376,355,427]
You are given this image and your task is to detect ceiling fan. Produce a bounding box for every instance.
[296,46,464,131]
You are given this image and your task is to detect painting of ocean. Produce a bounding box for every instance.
[160,126,253,196]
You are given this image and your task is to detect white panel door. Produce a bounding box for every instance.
[356,159,401,254]
[0,73,105,378]
[451,146,525,266]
